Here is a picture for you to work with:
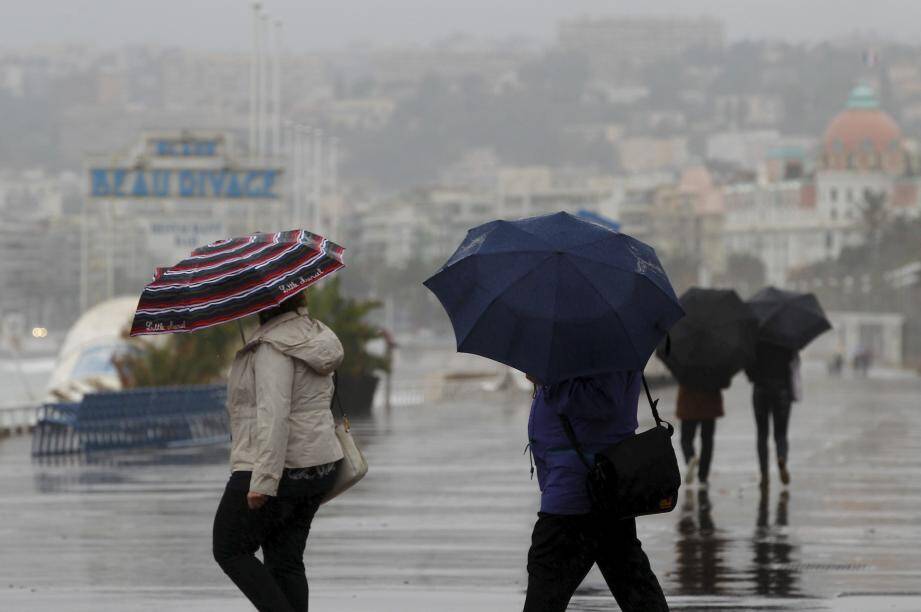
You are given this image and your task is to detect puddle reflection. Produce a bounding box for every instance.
[751,489,800,597]
[671,487,802,599]
[674,488,731,595]
[30,414,385,494]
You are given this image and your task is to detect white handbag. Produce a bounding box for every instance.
[321,374,368,504]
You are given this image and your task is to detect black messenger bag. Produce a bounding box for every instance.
[559,375,681,519]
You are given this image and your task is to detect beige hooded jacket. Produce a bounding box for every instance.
[226,307,344,496]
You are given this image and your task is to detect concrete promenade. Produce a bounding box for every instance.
[1,366,919,610]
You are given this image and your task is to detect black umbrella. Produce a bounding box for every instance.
[747,286,831,351]
[656,287,759,391]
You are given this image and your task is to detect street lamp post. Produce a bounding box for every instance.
[249,2,261,161]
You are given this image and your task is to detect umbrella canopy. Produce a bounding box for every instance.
[423,211,684,384]
[656,287,758,391]
[748,286,831,351]
[130,229,344,336]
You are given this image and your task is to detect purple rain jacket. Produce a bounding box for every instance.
[528,372,641,515]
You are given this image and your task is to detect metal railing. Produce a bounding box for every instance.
[0,403,38,436]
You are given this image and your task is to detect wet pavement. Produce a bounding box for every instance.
[1,365,920,610]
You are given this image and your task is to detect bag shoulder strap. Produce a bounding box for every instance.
[558,373,671,459]
[331,371,350,431]
[641,374,674,436]
[557,413,594,471]
[641,374,663,426]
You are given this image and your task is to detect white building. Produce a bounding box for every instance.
[616,137,689,174]
[0,171,83,330]
[723,86,920,286]
[353,187,498,268]
[722,180,827,285]
[497,167,619,220]
[351,167,626,269]
[815,85,919,245]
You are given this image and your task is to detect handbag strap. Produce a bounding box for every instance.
[641,374,663,427]
[641,374,674,436]
[331,371,350,432]
[558,413,594,471]
[558,372,671,463]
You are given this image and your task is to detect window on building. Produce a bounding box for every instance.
[830,188,838,202]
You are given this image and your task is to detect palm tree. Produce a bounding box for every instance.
[113,323,247,388]
[308,277,391,379]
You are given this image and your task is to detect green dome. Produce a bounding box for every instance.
[846,85,880,109]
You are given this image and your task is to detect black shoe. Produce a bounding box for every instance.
[778,460,791,486]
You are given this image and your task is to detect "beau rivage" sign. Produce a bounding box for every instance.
[88,132,283,200]
[90,168,280,199]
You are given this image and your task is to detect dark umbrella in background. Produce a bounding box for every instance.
[423,211,685,384]
[130,229,345,336]
[747,286,831,351]
[656,287,759,391]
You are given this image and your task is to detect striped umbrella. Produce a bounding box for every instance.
[129,229,344,336]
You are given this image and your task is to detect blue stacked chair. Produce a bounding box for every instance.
[32,385,229,457]
[32,403,81,456]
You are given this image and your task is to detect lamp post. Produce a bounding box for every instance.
[272,20,283,158]
[312,128,323,232]
[249,2,261,161]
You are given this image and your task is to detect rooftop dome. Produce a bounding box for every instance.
[822,86,902,156]
[846,85,881,109]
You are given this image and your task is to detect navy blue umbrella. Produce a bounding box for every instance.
[423,212,684,384]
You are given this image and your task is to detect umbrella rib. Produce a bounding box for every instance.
[453,253,556,349]
[489,216,613,255]
[564,258,643,368]
[493,220,556,251]
[543,256,561,383]
[563,250,679,308]
[441,249,565,271]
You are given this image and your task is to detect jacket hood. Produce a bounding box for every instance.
[244,307,344,375]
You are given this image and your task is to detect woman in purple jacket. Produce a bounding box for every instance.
[524,372,669,612]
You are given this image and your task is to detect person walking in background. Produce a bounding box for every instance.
[213,291,344,612]
[676,385,724,487]
[746,341,798,490]
[523,373,670,612]
[828,350,844,376]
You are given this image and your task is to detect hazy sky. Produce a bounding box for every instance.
[1,0,920,51]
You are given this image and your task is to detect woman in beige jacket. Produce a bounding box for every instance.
[212,291,344,612]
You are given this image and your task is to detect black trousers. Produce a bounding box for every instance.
[213,467,337,612]
[680,419,716,482]
[524,513,669,612]
[753,389,792,473]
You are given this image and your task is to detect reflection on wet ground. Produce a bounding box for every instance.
[2,370,921,610]
[30,444,231,493]
[674,488,733,597]
[751,489,797,599]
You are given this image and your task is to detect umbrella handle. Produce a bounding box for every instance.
[238,321,247,344]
